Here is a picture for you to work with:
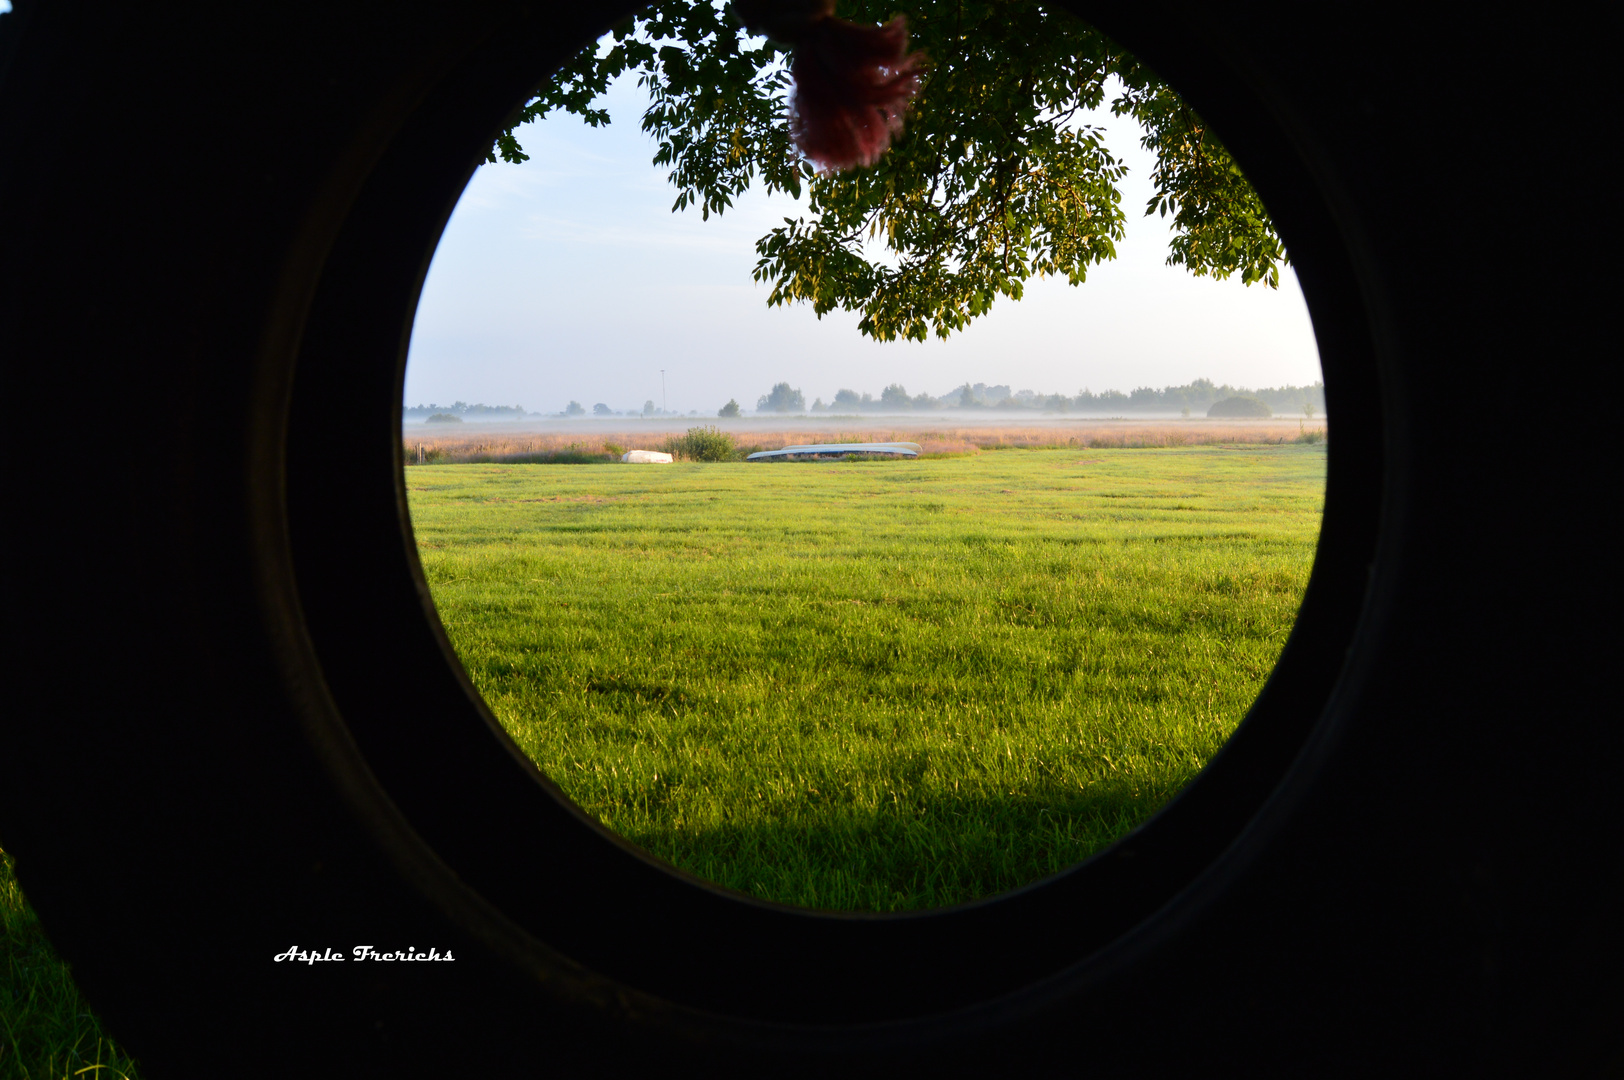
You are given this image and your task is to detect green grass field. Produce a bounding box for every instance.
[410,444,1326,911]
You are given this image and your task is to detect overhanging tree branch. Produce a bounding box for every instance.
[494,0,1287,340]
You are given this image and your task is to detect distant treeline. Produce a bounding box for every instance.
[797,378,1325,416]
[404,400,686,420]
[406,378,1326,421]
[404,402,531,420]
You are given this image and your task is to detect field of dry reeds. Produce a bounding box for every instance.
[403,419,1327,464]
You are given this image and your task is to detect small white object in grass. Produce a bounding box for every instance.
[622,450,674,464]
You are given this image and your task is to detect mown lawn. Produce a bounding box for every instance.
[408,444,1326,911]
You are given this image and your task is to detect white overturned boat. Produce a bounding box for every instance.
[746,441,920,461]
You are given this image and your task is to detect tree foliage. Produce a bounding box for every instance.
[756,381,807,412]
[1206,395,1272,418]
[496,0,1286,341]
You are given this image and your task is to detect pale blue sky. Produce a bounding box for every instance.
[403,70,1321,415]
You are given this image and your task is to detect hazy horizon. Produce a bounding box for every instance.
[400,413,1321,436]
[404,64,1322,416]
[404,375,1326,419]
[402,381,1318,419]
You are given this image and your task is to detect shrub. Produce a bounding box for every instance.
[425,412,462,423]
[666,426,736,462]
[1207,396,1272,418]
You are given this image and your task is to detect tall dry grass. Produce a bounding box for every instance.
[403,420,1327,464]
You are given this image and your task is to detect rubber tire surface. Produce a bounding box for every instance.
[1,1,1618,1076]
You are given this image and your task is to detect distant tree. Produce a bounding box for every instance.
[1303,400,1315,419]
[718,398,742,417]
[831,388,862,411]
[1207,396,1272,418]
[756,382,807,413]
[879,383,912,411]
[425,413,462,424]
[811,396,828,412]
[1129,387,1161,409]
[957,384,977,408]
[643,399,657,416]
[593,402,613,415]
[565,400,586,416]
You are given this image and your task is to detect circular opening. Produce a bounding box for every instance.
[284,0,1380,1025]
[402,7,1327,915]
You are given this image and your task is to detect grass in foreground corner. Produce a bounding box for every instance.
[0,850,141,1080]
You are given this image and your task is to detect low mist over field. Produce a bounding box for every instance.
[405,377,1326,426]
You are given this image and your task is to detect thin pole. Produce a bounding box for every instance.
[661,369,667,416]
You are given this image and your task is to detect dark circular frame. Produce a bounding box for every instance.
[1,0,1615,1074]
[285,0,1375,1027]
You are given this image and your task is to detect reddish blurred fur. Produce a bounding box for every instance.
[790,15,919,171]
[734,0,921,172]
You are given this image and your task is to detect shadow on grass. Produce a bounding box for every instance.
[618,781,1174,913]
